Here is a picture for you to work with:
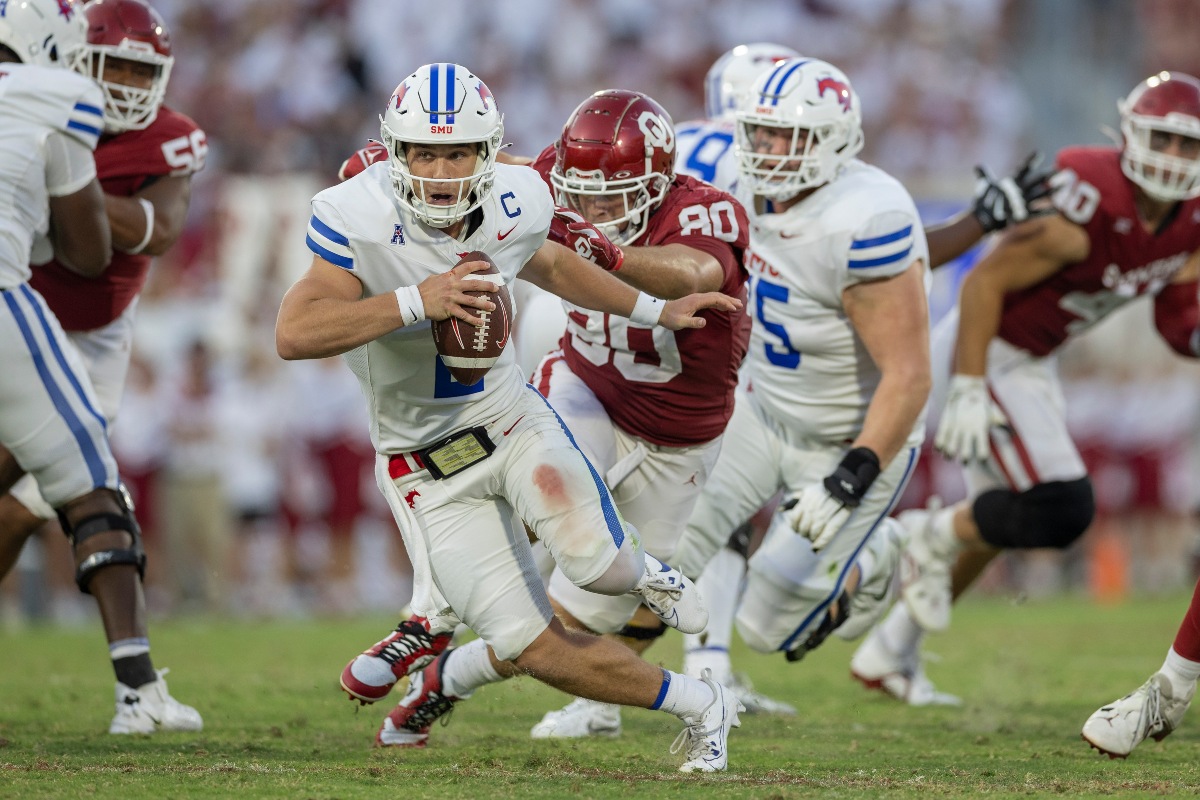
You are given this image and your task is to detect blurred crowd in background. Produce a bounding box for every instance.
[3,0,1199,625]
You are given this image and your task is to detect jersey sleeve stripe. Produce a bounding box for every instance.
[848,246,912,269]
[306,234,354,270]
[72,101,103,118]
[66,119,102,139]
[309,214,350,246]
[850,225,912,249]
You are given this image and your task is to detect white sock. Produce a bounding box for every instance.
[877,602,925,656]
[1162,647,1200,694]
[651,668,717,721]
[440,639,502,699]
[929,507,961,559]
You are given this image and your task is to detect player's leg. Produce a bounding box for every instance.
[736,446,918,660]
[1082,577,1200,757]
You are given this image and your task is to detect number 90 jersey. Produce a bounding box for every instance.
[531,146,751,447]
[998,146,1200,356]
[306,162,552,454]
[31,106,206,331]
[742,160,929,447]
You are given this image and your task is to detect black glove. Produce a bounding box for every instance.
[972,151,1056,233]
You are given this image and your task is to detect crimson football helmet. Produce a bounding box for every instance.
[0,0,88,69]
[1119,71,1200,201]
[704,42,801,121]
[76,0,173,132]
[735,58,863,199]
[550,90,675,247]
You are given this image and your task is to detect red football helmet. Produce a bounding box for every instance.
[78,0,173,132]
[1119,71,1200,201]
[550,90,675,246]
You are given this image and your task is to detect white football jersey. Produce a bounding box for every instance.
[674,118,738,193]
[742,160,930,447]
[0,63,103,289]
[305,162,553,453]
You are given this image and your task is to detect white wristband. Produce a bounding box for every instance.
[394,285,425,326]
[128,198,154,255]
[629,291,665,327]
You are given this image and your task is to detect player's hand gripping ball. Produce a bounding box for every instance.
[431,251,512,386]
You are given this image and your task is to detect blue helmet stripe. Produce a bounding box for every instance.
[445,63,456,125]
[767,60,808,105]
[428,64,440,124]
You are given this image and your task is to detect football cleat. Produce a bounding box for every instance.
[726,673,797,716]
[1082,673,1195,758]
[529,697,622,739]
[375,650,460,748]
[897,500,954,633]
[672,669,744,773]
[109,668,203,734]
[341,615,453,704]
[850,628,961,707]
[836,519,905,642]
[635,555,709,635]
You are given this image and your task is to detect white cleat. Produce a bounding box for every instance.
[109,668,204,734]
[530,697,622,739]
[897,501,954,633]
[673,669,744,773]
[837,519,905,642]
[850,629,961,707]
[726,673,797,716]
[635,555,709,635]
[1082,673,1194,758]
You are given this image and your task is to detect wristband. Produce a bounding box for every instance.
[629,291,665,327]
[1192,327,1200,357]
[822,446,881,508]
[128,198,155,255]
[394,285,425,326]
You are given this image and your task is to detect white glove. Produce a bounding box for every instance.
[782,482,851,551]
[935,374,1009,464]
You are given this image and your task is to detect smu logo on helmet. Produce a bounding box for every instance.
[817,77,852,113]
[391,81,410,110]
[638,111,675,154]
[55,0,74,20]
[476,81,494,112]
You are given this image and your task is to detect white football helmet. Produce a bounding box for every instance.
[1119,71,1200,201]
[735,57,864,200]
[0,0,89,69]
[379,63,504,228]
[704,42,800,121]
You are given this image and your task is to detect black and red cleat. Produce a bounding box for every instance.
[340,615,452,705]
[375,650,459,748]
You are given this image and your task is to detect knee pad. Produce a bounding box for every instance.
[973,477,1095,550]
[59,485,146,594]
[616,620,668,641]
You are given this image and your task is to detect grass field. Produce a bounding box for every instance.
[3,593,1198,799]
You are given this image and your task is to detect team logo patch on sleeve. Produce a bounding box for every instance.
[391,224,405,246]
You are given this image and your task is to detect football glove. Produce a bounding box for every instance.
[338,141,388,182]
[548,207,624,271]
[934,374,1009,464]
[781,447,880,551]
[971,151,1056,233]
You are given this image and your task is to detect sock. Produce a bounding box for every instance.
[650,668,717,721]
[110,637,156,688]
[1169,579,1200,662]
[929,507,961,559]
[440,638,502,699]
[876,603,925,658]
[1162,647,1200,695]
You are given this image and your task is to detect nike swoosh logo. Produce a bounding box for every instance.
[502,415,525,436]
[497,225,518,241]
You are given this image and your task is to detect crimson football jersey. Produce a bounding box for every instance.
[531,146,751,446]
[998,146,1200,356]
[31,107,206,331]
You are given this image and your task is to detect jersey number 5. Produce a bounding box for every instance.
[754,277,800,369]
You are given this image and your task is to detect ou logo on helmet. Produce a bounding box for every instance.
[639,111,675,154]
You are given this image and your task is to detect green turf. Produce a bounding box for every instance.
[2,594,1198,799]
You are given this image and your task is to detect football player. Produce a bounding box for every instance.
[856,71,1200,709]
[670,57,932,669]
[277,63,746,772]
[0,0,204,734]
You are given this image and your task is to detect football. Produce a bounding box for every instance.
[431,251,512,386]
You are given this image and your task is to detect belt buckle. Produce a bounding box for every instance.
[417,426,495,480]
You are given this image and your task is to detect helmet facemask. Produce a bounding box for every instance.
[551,168,668,246]
[83,44,172,132]
[1120,116,1200,202]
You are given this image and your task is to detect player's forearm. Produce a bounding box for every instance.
[616,246,716,299]
[276,293,403,360]
[531,244,643,318]
[953,269,1005,376]
[853,368,930,467]
[924,212,987,270]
